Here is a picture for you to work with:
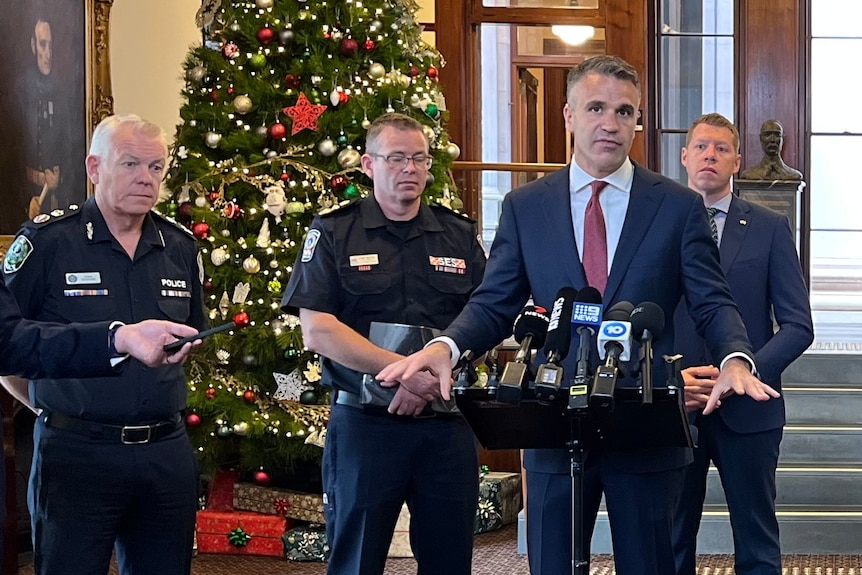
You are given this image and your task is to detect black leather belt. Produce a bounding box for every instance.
[334,390,364,409]
[334,390,460,420]
[45,412,182,445]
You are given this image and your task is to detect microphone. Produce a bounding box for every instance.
[497,305,550,404]
[568,287,603,411]
[630,302,665,404]
[590,301,634,412]
[535,288,578,404]
[453,350,478,390]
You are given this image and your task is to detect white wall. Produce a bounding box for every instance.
[110,0,200,141]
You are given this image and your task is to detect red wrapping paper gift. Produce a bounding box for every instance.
[196,510,289,557]
[207,469,239,511]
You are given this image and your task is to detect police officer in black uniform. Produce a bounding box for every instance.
[282,113,486,575]
[1,114,206,575]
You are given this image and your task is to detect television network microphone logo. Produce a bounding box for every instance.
[601,321,629,338]
[572,303,602,327]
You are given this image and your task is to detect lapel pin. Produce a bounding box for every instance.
[739,219,747,226]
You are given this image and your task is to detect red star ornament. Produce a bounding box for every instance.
[283,92,327,135]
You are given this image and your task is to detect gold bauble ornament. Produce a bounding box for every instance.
[255,0,274,8]
[233,422,250,436]
[337,147,361,169]
[232,95,253,114]
[368,63,386,79]
[204,131,222,149]
[242,255,261,274]
[446,142,461,160]
[211,247,229,266]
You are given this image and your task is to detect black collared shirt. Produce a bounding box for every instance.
[2,198,207,423]
[281,197,486,393]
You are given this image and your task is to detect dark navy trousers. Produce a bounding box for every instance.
[323,403,478,575]
[30,414,198,575]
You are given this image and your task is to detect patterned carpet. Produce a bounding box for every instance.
[18,524,862,574]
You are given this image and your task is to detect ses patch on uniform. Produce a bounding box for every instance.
[301,229,321,262]
[3,236,34,274]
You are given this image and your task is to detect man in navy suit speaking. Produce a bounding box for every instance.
[379,56,779,575]
[672,113,813,575]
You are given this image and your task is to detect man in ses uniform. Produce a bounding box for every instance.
[281,113,486,575]
[1,114,207,575]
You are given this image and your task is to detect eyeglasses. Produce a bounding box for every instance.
[368,153,433,170]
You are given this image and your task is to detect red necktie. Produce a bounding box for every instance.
[583,180,609,295]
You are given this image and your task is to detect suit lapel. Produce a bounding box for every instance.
[539,168,587,289]
[604,166,663,303]
[719,196,750,272]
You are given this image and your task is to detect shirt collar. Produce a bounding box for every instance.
[569,157,635,194]
[360,196,443,233]
[80,197,163,249]
[706,192,733,214]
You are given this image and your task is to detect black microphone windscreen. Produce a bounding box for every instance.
[577,286,603,305]
[513,305,551,348]
[630,302,665,340]
[543,287,578,360]
[604,301,634,321]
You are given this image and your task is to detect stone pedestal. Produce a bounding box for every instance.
[735,178,805,253]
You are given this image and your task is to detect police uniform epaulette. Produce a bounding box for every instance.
[151,210,196,238]
[23,204,82,229]
[430,202,476,224]
[318,198,361,218]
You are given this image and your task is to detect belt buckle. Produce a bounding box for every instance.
[121,424,152,445]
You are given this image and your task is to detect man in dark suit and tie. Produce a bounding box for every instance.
[672,113,814,575]
[378,55,779,575]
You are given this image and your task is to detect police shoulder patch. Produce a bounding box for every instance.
[3,235,34,274]
[301,229,322,262]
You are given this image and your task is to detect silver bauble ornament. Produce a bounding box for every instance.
[233,422,250,436]
[255,125,268,138]
[318,138,337,156]
[187,65,207,83]
[211,247,229,266]
[217,426,231,437]
[279,29,295,44]
[232,95,253,114]
[269,259,279,269]
[242,255,261,274]
[370,20,382,32]
[194,196,209,208]
[337,147,361,169]
[255,0,274,8]
[220,229,231,237]
[205,131,222,149]
[266,150,278,158]
[361,118,371,129]
[229,21,241,32]
[446,142,461,160]
[368,63,386,79]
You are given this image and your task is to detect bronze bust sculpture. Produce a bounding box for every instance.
[740,120,803,181]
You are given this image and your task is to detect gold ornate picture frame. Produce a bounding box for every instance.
[0,0,114,261]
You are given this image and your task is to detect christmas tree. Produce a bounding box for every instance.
[162,0,462,484]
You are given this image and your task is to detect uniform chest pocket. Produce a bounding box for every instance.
[57,294,117,322]
[427,273,473,295]
[341,272,392,295]
[157,297,191,322]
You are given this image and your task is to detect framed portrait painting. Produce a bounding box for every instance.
[0,0,113,259]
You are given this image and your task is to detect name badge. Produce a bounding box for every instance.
[349,254,379,267]
[66,272,102,285]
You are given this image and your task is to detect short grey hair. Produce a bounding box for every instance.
[89,114,167,159]
[566,55,640,97]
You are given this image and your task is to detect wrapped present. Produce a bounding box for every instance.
[196,510,289,557]
[475,471,522,534]
[388,503,413,558]
[283,524,330,562]
[207,469,239,511]
[233,483,325,524]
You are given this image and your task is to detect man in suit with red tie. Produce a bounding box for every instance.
[379,56,779,575]
[672,113,814,575]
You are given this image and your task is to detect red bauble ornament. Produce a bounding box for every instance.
[203,279,214,292]
[284,74,301,89]
[223,201,242,219]
[191,222,210,239]
[207,190,221,203]
[243,390,256,403]
[178,202,192,219]
[185,413,202,428]
[209,90,220,103]
[338,91,349,105]
[409,65,420,77]
[280,171,290,182]
[426,66,439,80]
[205,388,216,400]
[364,39,375,51]
[254,470,271,487]
[256,27,275,45]
[330,174,348,191]
[340,38,359,56]
[268,122,287,139]
[227,86,235,95]
[233,311,251,327]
